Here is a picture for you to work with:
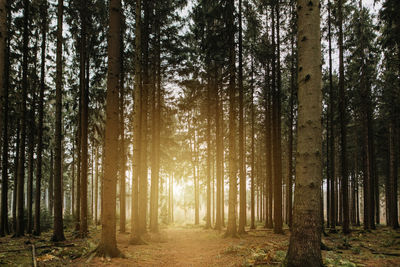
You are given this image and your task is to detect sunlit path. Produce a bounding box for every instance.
[83,225,288,267]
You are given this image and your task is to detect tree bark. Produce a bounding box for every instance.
[338,0,350,235]
[130,0,142,244]
[52,0,65,242]
[139,0,150,235]
[97,0,121,257]
[214,66,222,230]
[206,77,212,229]
[79,0,88,238]
[250,43,255,230]
[118,9,126,233]
[238,0,246,234]
[327,0,336,232]
[27,42,37,235]
[15,0,30,237]
[287,0,296,229]
[225,0,237,238]
[12,121,20,233]
[0,0,10,237]
[273,0,283,235]
[387,122,399,228]
[286,0,322,265]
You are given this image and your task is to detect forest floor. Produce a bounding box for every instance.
[1,223,400,266]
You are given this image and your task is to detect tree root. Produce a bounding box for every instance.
[93,243,124,259]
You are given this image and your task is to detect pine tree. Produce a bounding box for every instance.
[225,0,238,238]
[33,0,47,236]
[52,0,66,242]
[0,0,10,237]
[16,0,30,237]
[97,0,121,257]
[286,0,323,265]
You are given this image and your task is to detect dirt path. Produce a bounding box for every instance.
[83,226,287,267]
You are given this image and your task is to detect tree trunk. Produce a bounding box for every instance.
[238,0,246,234]
[75,121,81,230]
[0,0,10,236]
[273,0,283,235]
[118,10,126,233]
[27,51,37,235]
[95,148,99,225]
[225,0,237,238]
[387,122,399,228]
[287,1,295,229]
[250,43,255,230]
[51,0,65,242]
[327,0,336,233]
[265,61,273,229]
[205,76,212,229]
[139,0,150,235]
[214,66,222,230]
[130,0,142,244]
[15,0,30,237]
[12,121,20,233]
[220,75,225,228]
[97,0,121,257]
[338,0,350,235]
[286,0,322,264]
[0,0,6,143]
[79,0,88,238]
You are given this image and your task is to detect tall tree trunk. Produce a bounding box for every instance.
[16,0,30,237]
[119,10,126,233]
[206,77,212,229]
[139,0,150,235]
[51,0,65,242]
[27,46,37,235]
[220,75,225,228]
[12,121,20,233]
[72,142,75,219]
[238,0,246,234]
[338,0,350,234]
[387,122,399,228]
[150,7,161,232]
[130,0,142,244]
[79,0,88,238]
[327,0,336,233]
[0,0,10,236]
[49,150,54,216]
[287,1,296,229]
[264,61,273,229]
[0,0,6,144]
[225,0,237,238]
[273,0,283,235]
[75,121,81,230]
[286,0,322,264]
[155,10,162,231]
[250,43,255,230]
[214,66,222,230]
[97,0,121,257]
[95,148,99,225]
